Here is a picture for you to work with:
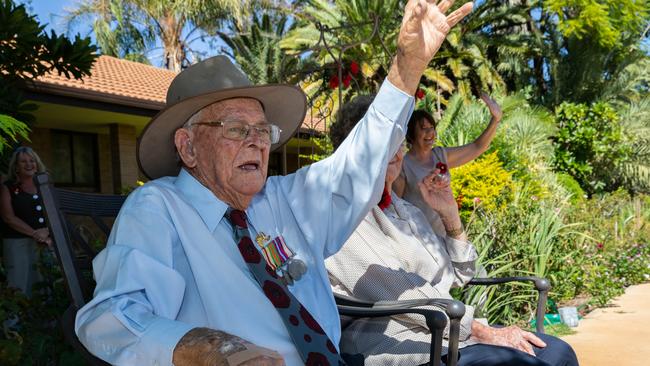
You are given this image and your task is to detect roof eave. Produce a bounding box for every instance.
[26,80,166,111]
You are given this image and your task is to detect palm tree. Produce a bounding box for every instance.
[66,0,245,71]
[218,12,313,84]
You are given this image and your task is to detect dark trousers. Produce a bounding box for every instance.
[446,332,579,366]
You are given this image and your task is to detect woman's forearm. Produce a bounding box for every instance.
[440,212,467,241]
[447,116,500,168]
[3,215,39,237]
[474,116,499,151]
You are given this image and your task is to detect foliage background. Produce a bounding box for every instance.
[1,0,650,363]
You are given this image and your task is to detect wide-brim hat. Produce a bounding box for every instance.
[138,55,307,179]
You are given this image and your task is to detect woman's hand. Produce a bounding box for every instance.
[472,323,547,356]
[417,169,458,219]
[32,228,49,242]
[479,92,502,122]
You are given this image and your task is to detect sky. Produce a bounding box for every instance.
[18,0,222,68]
[19,1,78,35]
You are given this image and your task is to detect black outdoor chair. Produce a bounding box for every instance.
[36,172,453,366]
[333,274,551,366]
[36,173,124,366]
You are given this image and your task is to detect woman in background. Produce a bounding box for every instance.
[1,146,50,296]
[395,93,502,235]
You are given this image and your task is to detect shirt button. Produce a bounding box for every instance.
[33,194,39,200]
[38,217,44,223]
[36,205,42,211]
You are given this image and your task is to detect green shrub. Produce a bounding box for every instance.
[556,173,585,203]
[451,151,514,218]
[552,102,631,195]
[0,249,83,365]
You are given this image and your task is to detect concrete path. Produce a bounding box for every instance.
[561,283,650,366]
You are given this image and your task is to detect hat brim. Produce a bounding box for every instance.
[138,84,307,180]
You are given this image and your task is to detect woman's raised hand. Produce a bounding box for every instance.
[479,92,503,122]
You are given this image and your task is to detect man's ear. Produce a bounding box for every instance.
[174,128,197,168]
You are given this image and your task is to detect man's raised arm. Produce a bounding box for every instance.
[388,0,474,95]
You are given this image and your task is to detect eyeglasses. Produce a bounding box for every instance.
[191,120,282,144]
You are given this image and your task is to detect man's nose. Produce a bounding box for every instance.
[244,127,268,146]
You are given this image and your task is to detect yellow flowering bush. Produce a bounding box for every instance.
[450,151,514,215]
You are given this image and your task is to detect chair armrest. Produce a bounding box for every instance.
[334,294,465,318]
[468,276,550,291]
[337,305,446,366]
[467,276,551,334]
[334,293,464,366]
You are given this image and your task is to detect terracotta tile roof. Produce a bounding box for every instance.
[30,55,324,132]
[30,55,174,110]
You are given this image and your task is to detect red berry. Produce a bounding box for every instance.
[350,61,360,75]
[342,73,352,89]
[415,88,426,100]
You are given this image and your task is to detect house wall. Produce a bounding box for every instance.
[109,124,139,193]
[98,133,113,194]
[28,127,53,169]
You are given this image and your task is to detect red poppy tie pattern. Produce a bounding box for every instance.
[225,208,345,366]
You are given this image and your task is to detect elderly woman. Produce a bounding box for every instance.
[1,147,51,296]
[395,94,501,235]
[326,96,578,366]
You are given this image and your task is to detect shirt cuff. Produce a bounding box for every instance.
[445,236,477,263]
[136,317,194,366]
[373,79,415,126]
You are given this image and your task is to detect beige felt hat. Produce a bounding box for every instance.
[137,55,307,179]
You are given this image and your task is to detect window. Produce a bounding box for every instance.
[51,130,99,190]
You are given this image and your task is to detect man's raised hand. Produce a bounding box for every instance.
[389,0,474,94]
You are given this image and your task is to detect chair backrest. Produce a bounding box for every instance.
[35,172,127,365]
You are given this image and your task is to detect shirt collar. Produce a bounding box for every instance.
[174,168,227,232]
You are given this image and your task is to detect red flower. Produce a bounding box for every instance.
[263,280,291,308]
[349,61,360,75]
[342,73,352,89]
[305,352,330,366]
[300,306,325,334]
[238,237,261,264]
[596,242,604,250]
[328,75,339,89]
[436,162,448,174]
[377,186,392,210]
[415,88,426,100]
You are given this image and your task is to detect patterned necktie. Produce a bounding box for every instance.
[225,208,345,366]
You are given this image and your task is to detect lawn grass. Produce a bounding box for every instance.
[530,323,577,337]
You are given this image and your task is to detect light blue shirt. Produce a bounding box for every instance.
[75,80,414,366]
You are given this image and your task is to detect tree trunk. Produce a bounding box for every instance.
[161,13,185,72]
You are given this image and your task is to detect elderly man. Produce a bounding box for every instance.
[75,1,474,365]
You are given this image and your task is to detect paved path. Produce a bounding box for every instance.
[561,283,650,366]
